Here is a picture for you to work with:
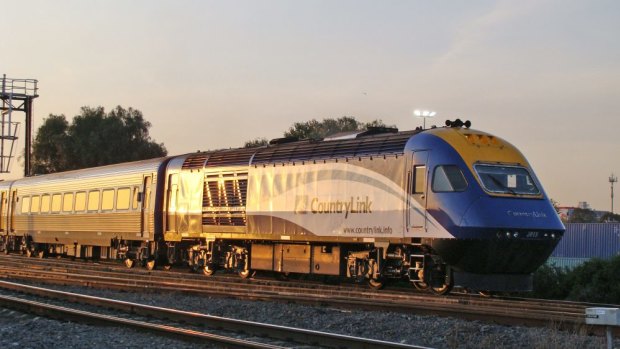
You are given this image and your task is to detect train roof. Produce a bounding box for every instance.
[180,129,420,170]
[10,157,169,188]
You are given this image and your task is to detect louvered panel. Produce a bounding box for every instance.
[251,131,416,165]
[204,148,256,167]
[182,153,208,169]
[202,172,248,227]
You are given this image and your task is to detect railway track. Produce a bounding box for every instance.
[0,280,426,349]
[0,254,602,333]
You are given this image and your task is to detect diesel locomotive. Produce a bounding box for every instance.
[0,120,565,294]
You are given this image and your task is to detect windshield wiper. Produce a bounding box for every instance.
[486,174,517,195]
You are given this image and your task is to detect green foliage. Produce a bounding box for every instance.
[244,137,269,148]
[531,264,571,300]
[599,212,620,223]
[532,256,620,303]
[566,257,620,303]
[31,114,70,174]
[568,208,598,223]
[32,106,167,174]
[283,116,390,140]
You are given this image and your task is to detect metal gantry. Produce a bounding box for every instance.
[1,74,38,176]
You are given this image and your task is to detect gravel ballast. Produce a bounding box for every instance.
[0,281,611,349]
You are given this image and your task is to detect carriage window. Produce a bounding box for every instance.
[75,192,86,212]
[31,196,41,213]
[21,196,31,214]
[88,191,100,211]
[41,195,51,213]
[116,188,130,210]
[51,194,62,213]
[432,165,468,192]
[101,189,115,210]
[63,193,74,212]
[413,165,427,194]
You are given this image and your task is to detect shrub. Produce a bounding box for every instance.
[532,256,620,304]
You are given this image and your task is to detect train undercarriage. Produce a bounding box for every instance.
[0,233,454,294]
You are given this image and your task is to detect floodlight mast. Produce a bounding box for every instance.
[611,173,618,216]
[414,109,436,129]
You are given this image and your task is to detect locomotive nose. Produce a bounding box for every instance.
[430,196,564,274]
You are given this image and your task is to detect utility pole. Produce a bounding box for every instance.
[610,173,618,216]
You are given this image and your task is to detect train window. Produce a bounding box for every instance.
[21,196,31,214]
[116,188,130,210]
[63,193,74,212]
[413,165,426,194]
[88,191,100,211]
[31,196,41,213]
[75,192,86,212]
[101,189,115,211]
[51,194,62,213]
[41,195,51,213]
[474,164,541,195]
[432,166,468,192]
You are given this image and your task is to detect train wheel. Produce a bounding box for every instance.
[368,278,385,290]
[430,283,453,295]
[478,290,493,297]
[145,259,156,271]
[162,264,172,271]
[124,258,135,269]
[203,265,216,276]
[238,269,255,279]
[413,281,430,291]
[37,250,45,259]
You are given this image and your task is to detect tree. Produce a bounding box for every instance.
[244,137,269,148]
[599,212,620,223]
[284,116,390,140]
[32,106,167,174]
[568,208,598,223]
[243,116,392,148]
[31,114,70,174]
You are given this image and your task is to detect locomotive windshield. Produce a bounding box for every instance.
[474,164,540,196]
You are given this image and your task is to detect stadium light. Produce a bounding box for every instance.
[414,109,436,129]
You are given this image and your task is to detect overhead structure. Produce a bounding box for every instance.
[1,75,38,176]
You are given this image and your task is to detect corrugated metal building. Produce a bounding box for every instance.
[546,223,620,269]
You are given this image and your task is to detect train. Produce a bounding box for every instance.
[0,119,565,294]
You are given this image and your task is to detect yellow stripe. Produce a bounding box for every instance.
[427,127,540,197]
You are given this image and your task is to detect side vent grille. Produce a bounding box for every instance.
[202,172,248,226]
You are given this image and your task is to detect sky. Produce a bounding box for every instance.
[1,0,619,211]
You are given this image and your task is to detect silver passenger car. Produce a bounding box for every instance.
[5,157,169,260]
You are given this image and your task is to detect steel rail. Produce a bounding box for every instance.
[0,264,586,327]
[0,256,588,311]
[0,255,598,329]
[0,293,283,349]
[0,280,429,349]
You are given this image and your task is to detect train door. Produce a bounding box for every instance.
[0,191,6,232]
[166,174,178,233]
[9,189,17,232]
[408,151,429,232]
[141,175,152,238]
